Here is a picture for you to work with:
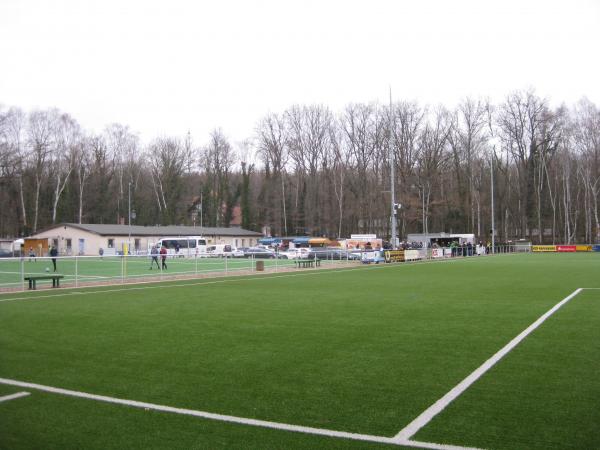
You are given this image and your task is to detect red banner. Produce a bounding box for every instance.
[556,245,576,252]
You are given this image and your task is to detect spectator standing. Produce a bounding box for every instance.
[160,245,168,270]
[49,245,58,272]
[28,247,36,262]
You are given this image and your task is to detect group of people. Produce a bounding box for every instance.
[28,245,58,271]
[28,244,169,272]
[149,244,168,270]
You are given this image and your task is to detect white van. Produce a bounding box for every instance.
[156,236,207,257]
[206,244,243,258]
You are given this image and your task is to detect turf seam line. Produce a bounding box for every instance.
[0,254,506,303]
[0,377,482,450]
[393,288,584,443]
[0,391,30,403]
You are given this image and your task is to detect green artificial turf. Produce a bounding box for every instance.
[0,253,598,449]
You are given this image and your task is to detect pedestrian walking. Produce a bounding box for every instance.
[149,245,160,269]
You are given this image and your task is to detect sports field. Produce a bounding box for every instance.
[0,253,598,449]
[0,255,306,290]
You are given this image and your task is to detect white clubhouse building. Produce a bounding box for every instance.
[30,223,263,256]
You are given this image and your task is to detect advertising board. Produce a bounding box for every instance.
[384,250,405,263]
[532,245,556,252]
[431,248,444,258]
[556,245,576,252]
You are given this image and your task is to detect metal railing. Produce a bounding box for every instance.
[6,243,587,292]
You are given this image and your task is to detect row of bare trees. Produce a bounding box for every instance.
[1,90,599,243]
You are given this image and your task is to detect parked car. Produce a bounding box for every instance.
[243,247,282,259]
[361,249,385,264]
[307,248,360,260]
[207,244,245,258]
[225,246,245,258]
[279,247,310,259]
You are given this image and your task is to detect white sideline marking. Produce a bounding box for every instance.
[393,288,584,442]
[0,391,30,403]
[0,377,480,449]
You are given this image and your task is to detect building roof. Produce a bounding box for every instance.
[35,223,263,238]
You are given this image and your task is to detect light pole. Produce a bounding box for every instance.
[490,155,495,254]
[128,182,132,253]
[389,88,398,249]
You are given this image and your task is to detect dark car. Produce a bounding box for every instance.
[243,247,281,259]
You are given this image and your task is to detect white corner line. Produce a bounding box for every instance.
[403,440,485,450]
[393,288,584,443]
[0,377,396,445]
[0,391,30,403]
[0,377,483,449]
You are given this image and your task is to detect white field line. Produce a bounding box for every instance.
[393,288,584,443]
[0,377,480,450]
[0,391,30,403]
[0,253,510,303]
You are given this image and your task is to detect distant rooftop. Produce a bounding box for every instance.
[35,223,263,237]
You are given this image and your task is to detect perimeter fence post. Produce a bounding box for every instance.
[21,256,25,292]
[225,255,228,275]
[75,256,78,288]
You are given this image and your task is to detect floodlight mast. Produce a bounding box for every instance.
[128,182,132,251]
[490,153,495,254]
[389,88,397,249]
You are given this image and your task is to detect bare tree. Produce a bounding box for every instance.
[256,113,288,234]
[1,107,28,231]
[50,113,80,223]
[76,134,95,223]
[147,137,186,223]
[27,109,59,232]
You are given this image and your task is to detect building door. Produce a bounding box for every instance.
[78,239,85,255]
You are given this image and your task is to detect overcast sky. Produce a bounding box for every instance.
[1,0,599,145]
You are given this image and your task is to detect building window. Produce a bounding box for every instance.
[108,239,114,248]
[134,239,140,251]
[66,239,72,249]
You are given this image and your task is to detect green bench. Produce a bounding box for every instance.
[294,259,321,268]
[24,275,64,290]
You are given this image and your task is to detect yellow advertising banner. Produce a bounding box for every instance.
[532,245,556,252]
[384,250,405,263]
[576,245,592,252]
